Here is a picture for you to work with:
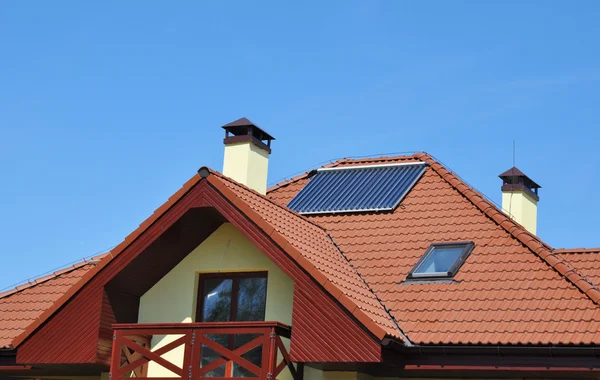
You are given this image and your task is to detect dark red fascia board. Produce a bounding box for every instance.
[385,342,600,370]
[0,365,32,371]
[403,365,600,372]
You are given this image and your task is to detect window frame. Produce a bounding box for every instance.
[407,242,475,280]
[195,271,268,323]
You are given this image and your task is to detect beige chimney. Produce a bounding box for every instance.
[221,118,274,194]
[499,167,541,234]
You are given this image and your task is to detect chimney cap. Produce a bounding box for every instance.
[499,166,541,201]
[498,166,541,188]
[222,117,275,142]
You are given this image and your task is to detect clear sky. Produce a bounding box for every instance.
[1,1,599,289]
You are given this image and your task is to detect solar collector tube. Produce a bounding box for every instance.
[288,162,428,214]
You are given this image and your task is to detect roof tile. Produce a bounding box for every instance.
[268,154,600,345]
[0,261,100,349]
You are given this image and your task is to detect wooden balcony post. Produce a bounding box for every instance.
[108,329,121,379]
[267,326,278,380]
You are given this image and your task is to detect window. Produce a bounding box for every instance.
[195,272,268,378]
[408,242,474,279]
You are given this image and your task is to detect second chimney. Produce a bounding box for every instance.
[222,118,274,194]
[499,167,541,235]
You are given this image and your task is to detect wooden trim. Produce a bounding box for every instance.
[0,366,32,371]
[195,271,268,323]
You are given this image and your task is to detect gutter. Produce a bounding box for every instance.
[383,339,600,369]
[384,338,600,356]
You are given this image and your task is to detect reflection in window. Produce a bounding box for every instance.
[202,279,232,322]
[409,242,474,279]
[236,278,267,321]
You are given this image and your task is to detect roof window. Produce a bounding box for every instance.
[408,242,474,279]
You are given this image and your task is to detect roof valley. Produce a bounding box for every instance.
[323,232,414,345]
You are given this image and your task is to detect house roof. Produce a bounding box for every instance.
[556,248,600,288]
[3,152,600,351]
[0,258,103,349]
[268,153,600,345]
[1,167,400,351]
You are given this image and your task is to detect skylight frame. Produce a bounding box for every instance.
[287,162,428,215]
[407,241,475,280]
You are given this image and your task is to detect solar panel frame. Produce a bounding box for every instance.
[287,162,427,214]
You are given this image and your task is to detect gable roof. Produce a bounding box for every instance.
[0,258,103,349]
[3,169,402,352]
[268,153,600,345]
[4,152,600,351]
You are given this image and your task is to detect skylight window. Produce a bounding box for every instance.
[408,242,474,279]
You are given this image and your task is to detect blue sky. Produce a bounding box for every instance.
[1,1,599,289]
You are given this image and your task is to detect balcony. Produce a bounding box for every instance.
[110,322,298,380]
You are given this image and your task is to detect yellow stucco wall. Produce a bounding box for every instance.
[223,141,270,194]
[137,222,294,378]
[501,190,538,234]
[304,368,359,380]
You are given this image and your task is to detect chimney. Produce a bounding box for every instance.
[222,117,275,194]
[499,167,541,234]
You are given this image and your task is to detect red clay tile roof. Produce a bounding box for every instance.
[5,153,600,349]
[268,153,600,345]
[556,248,600,288]
[0,258,103,349]
[3,169,400,349]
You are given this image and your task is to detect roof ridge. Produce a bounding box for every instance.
[267,154,421,194]
[415,152,600,306]
[323,232,413,345]
[267,160,344,193]
[0,256,104,300]
[555,248,600,254]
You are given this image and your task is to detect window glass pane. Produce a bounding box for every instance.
[414,246,464,275]
[202,278,233,322]
[232,334,262,378]
[236,277,267,321]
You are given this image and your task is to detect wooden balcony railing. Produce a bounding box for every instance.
[109,322,298,380]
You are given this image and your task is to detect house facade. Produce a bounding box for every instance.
[2,118,600,380]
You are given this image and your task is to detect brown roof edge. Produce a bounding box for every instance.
[206,174,390,341]
[555,248,600,254]
[0,256,104,300]
[10,174,203,348]
[414,152,600,306]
